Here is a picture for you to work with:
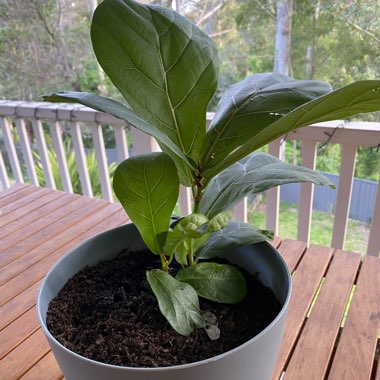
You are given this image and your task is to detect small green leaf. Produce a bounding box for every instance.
[147,269,204,336]
[200,152,334,218]
[207,211,233,232]
[176,262,247,304]
[195,221,273,260]
[164,213,209,257]
[113,152,179,254]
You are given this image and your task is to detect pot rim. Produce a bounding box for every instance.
[37,223,292,372]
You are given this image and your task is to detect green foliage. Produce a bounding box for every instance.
[45,0,380,336]
[113,152,179,256]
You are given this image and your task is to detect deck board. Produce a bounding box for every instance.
[327,255,380,379]
[273,245,334,380]
[0,185,379,380]
[283,249,361,379]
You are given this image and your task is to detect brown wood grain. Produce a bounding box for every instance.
[273,245,334,380]
[0,208,128,305]
[328,255,380,380]
[283,249,361,380]
[19,351,63,380]
[278,239,307,273]
[0,328,50,379]
[0,183,25,200]
[0,185,48,213]
[0,281,41,331]
[0,189,67,231]
[0,307,39,359]
[0,196,107,268]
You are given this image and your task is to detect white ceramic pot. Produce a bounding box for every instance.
[37,223,291,380]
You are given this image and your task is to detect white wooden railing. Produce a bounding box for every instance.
[0,100,379,256]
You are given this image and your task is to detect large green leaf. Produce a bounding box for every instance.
[43,91,196,185]
[201,73,331,168]
[203,80,380,179]
[91,0,218,162]
[113,152,179,254]
[176,262,247,304]
[195,221,274,260]
[200,152,334,218]
[147,269,204,336]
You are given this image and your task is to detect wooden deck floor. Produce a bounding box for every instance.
[0,185,379,379]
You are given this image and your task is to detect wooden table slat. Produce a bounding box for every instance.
[273,244,334,380]
[19,351,63,380]
[328,255,380,380]
[0,183,25,200]
[0,186,42,208]
[0,307,39,360]
[0,282,41,331]
[0,208,128,305]
[0,195,106,268]
[0,189,67,232]
[0,328,50,380]
[277,239,307,273]
[283,249,361,379]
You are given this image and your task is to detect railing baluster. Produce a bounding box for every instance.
[179,186,192,216]
[266,139,282,235]
[130,127,160,155]
[234,199,248,223]
[114,125,129,163]
[48,120,73,193]
[32,119,56,189]
[0,149,10,189]
[298,140,317,243]
[331,143,357,249]
[90,122,113,201]
[15,118,39,186]
[0,117,23,183]
[367,182,380,256]
[70,122,93,197]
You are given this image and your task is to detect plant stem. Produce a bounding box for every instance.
[193,186,204,213]
[160,253,169,271]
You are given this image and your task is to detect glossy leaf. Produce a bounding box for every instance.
[200,152,334,218]
[176,262,247,304]
[113,152,179,254]
[195,221,274,260]
[91,0,218,163]
[147,269,204,336]
[203,80,380,178]
[43,91,196,185]
[201,73,331,168]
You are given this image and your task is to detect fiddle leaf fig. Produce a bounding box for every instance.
[195,222,274,260]
[147,269,204,336]
[43,0,380,337]
[201,73,332,168]
[200,152,334,218]
[91,0,218,164]
[203,80,380,178]
[176,262,247,304]
[113,152,179,254]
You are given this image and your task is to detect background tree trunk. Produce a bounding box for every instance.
[274,0,293,76]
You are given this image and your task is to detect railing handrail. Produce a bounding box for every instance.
[0,101,379,256]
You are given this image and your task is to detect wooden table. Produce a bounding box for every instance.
[0,185,379,380]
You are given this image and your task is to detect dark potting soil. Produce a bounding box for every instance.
[47,249,281,368]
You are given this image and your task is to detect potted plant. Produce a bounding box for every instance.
[37,0,380,379]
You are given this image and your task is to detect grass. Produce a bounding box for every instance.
[248,201,370,255]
